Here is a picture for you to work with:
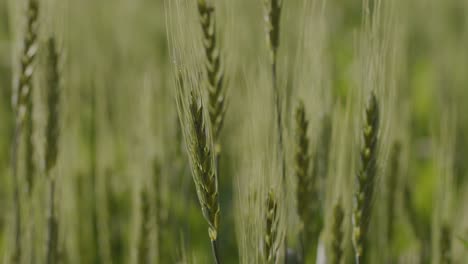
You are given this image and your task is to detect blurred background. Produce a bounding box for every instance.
[1,0,468,263]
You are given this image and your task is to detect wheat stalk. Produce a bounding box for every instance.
[264,190,279,264]
[387,142,401,243]
[329,202,344,264]
[45,37,60,264]
[176,86,220,264]
[352,92,379,264]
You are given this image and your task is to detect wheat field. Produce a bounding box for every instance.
[0,0,468,263]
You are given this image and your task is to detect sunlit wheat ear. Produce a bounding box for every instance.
[176,85,220,263]
[196,0,226,143]
[440,224,452,264]
[330,202,344,264]
[352,92,380,264]
[264,190,279,264]
[45,37,61,264]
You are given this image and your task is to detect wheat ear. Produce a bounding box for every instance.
[177,88,220,263]
[197,0,226,144]
[294,101,321,259]
[10,0,39,261]
[264,190,280,264]
[45,37,60,264]
[264,0,285,182]
[352,92,379,264]
[330,202,344,264]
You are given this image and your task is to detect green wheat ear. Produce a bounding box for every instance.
[264,190,279,264]
[352,92,380,264]
[177,85,221,263]
[330,202,344,264]
[294,101,321,259]
[197,0,226,144]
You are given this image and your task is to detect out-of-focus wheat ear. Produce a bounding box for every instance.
[294,101,311,226]
[264,190,279,264]
[11,0,40,262]
[294,101,321,260]
[264,0,285,185]
[177,87,221,263]
[45,37,60,264]
[440,224,452,264]
[352,92,380,264]
[387,142,401,243]
[264,0,281,64]
[329,202,344,264]
[196,0,227,145]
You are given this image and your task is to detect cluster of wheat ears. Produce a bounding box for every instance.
[2,0,468,263]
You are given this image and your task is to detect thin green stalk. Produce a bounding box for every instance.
[352,92,379,264]
[387,143,401,245]
[45,37,60,264]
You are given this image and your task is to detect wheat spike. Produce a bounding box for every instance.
[264,190,279,264]
[197,0,226,143]
[294,101,322,259]
[177,86,220,263]
[330,202,344,264]
[10,0,40,261]
[352,92,380,264]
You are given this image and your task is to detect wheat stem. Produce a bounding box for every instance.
[45,37,60,264]
[352,92,379,264]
